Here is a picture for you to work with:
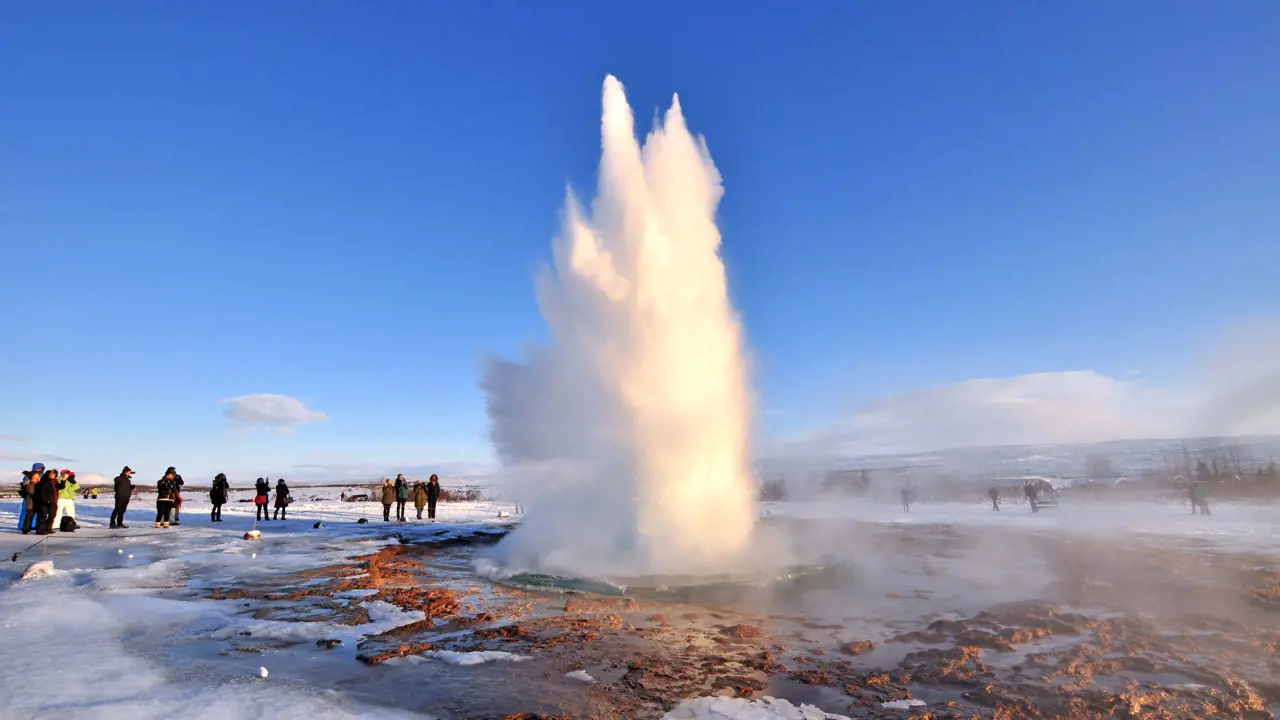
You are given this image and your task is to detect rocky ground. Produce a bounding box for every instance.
[202,523,1280,719]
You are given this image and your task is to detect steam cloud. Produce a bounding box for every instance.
[482,76,757,577]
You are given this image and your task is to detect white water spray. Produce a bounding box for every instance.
[483,76,756,577]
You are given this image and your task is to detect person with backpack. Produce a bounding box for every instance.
[34,469,60,534]
[273,478,291,520]
[412,480,428,520]
[110,466,135,529]
[54,469,81,531]
[18,463,44,534]
[426,474,440,520]
[210,473,230,522]
[254,477,271,521]
[380,479,395,521]
[394,475,409,522]
[155,470,178,528]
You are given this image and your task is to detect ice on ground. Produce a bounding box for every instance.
[565,669,597,683]
[20,560,54,579]
[663,696,850,719]
[210,600,425,643]
[881,699,927,709]
[425,650,532,666]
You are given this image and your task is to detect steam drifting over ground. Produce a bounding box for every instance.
[482,76,756,577]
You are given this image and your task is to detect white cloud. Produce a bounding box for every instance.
[0,434,27,442]
[776,371,1196,457]
[0,451,79,463]
[221,394,328,433]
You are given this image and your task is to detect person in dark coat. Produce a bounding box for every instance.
[273,478,291,520]
[426,474,441,521]
[380,479,395,521]
[988,486,1001,511]
[1025,482,1040,513]
[110,466,135,529]
[254,477,271,521]
[19,462,44,533]
[394,475,409,522]
[210,473,230,522]
[155,470,177,528]
[34,469,60,535]
[165,467,185,526]
[900,487,912,512]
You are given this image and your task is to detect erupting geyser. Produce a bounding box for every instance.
[482,75,756,577]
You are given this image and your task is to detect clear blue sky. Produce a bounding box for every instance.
[3,2,1278,481]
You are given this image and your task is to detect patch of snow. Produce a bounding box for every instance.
[881,699,926,710]
[424,650,531,666]
[565,669,596,684]
[20,560,55,580]
[663,696,850,719]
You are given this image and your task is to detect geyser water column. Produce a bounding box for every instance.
[482,75,757,578]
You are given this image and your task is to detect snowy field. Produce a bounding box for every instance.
[2,493,1277,719]
[763,497,1280,555]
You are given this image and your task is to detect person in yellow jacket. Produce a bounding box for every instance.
[54,469,81,531]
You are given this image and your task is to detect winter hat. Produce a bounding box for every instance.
[31,462,45,472]
[122,466,134,474]
[60,469,73,477]
[165,466,176,474]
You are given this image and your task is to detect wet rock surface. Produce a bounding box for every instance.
[201,524,1280,719]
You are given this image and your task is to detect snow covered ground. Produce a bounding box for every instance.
[764,497,1280,555]
[2,492,1277,719]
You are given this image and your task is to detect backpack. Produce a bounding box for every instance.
[59,516,78,532]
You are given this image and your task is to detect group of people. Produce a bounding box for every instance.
[16,466,450,533]
[17,463,83,535]
[249,476,292,521]
[107,465,188,529]
[381,474,440,522]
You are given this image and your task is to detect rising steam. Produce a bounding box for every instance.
[482,76,757,577]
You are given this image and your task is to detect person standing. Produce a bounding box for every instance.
[900,487,912,512]
[988,486,1001,512]
[380,479,395,521]
[1025,482,1040,513]
[426,474,440,521]
[110,466,135,529]
[210,473,230,522]
[19,463,44,534]
[54,470,80,531]
[155,470,177,528]
[273,478,291,520]
[166,467,185,526]
[394,475,409,522]
[254,477,271,522]
[412,480,428,520]
[35,469,60,534]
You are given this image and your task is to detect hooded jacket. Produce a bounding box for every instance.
[114,470,134,498]
[380,482,396,505]
[35,473,58,505]
[274,481,290,508]
[413,483,428,508]
[58,475,81,501]
[156,475,177,502]
[211,475,230,504]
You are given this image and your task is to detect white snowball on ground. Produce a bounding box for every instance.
[565,669,596,684]
[258,667,269,678]
[20,561,55,580]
